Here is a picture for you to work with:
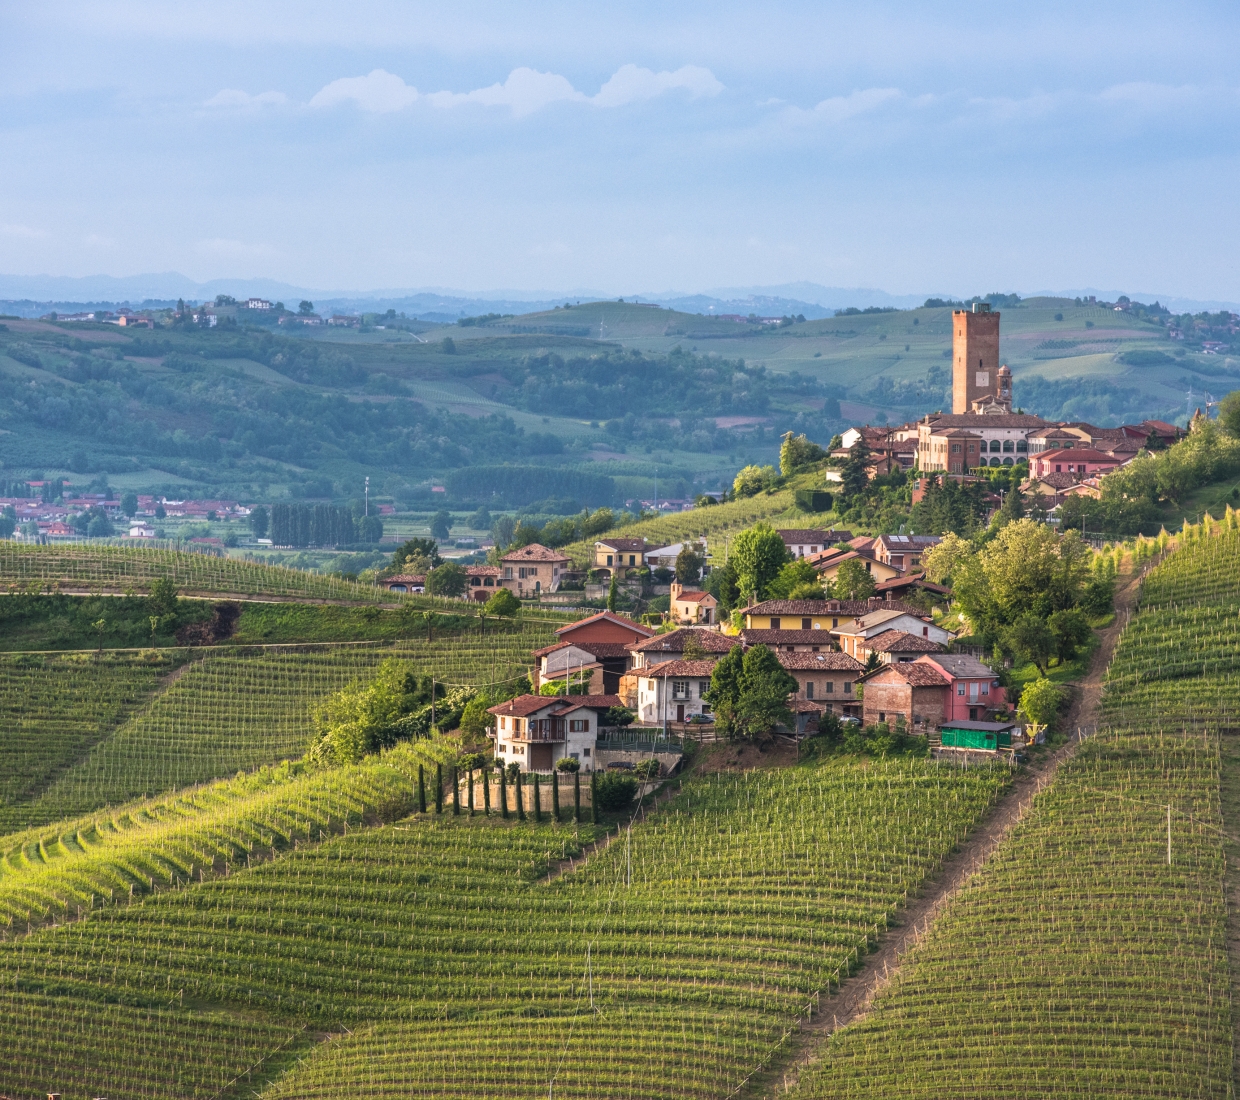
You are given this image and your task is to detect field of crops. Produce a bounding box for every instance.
[0,756,1008,1100]
[786,529,1237,1099]
[0,654,162,816]
[1,622,555,832]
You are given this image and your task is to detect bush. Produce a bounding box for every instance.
[594,772,637,811]
[633,758,661,780]
[794,489,834,512]
[483,588,521,616]
[555,757,580,773]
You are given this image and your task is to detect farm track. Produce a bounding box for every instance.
[749,562,1148,1098]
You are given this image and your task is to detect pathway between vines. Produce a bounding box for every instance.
[740,560,1150,1098]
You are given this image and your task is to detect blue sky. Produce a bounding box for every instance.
[3,1,1239,300]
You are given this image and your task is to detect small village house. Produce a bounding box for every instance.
[854,629,947,665]
[593,537,647,579]
[857,661,951,731]
[554,610,655,648]
[920,654,1007,723]
[384,574,426,593]
[500,543,571,596]
[635,659,716,725]
[488,694,622,772]
[620,628,734,707]
[808,545,906,585]
[777,651,864,717]
[1028,447,1122,480]
[835,608,954,659]
[743,597,921,635]
[532,639,632,695]
[868,534,941,572]
[669,581,718,624]
[776,529,852,558]
[464,565,502,601]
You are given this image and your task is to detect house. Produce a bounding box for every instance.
[776,529,852,558]
[594,537,647,579]
[855,629,947,665]
[488,694,622,772]
[914,413,1045,471]
[869,534,941,572]
[808,544,906,585]
[327,315,359,326]
[1063,477,1105,500]
[554,610,655,649]
[245,298,272,310]
[644,540,707,571]
[873,575,952,602]
[533,640,633,695]
[43,521,77,537]
[634,659,716,725]
[500,543,571,596]
[918,653,1007,722]
[1027,427,1086,454]
[743,597,920,634]
[858,660,952,731]
[778,651,864,716]
[384,574,425,593]
[669,581,718,624]
[620,628,734,707]
[128,523,156,539]
[1029,448,1122,480]
[835,608,954,659]
[739,629,837,653]
[464,565,502,601]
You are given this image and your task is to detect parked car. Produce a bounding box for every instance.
[687,713,713,724]
[606,760,635,771]
[838,715,861,726]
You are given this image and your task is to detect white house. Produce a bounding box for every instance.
[487,694,622,773]
[634,659,715,725]
[644,540,707,571]
[128,523,156,538]
[834,608,955,659]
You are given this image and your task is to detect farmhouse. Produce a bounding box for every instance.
[738,629,836,653]
[383,574,425,593]
[488,693,621,773]
[859,653,1006,728]
[669,581,718,624]
[532,639,632,695]
[593,537,647,579]
[464,565,502,601]
[634,659,716,725]
[855,629,947,665]
[776,528,852,558]
[777,651,864,717]
[808,544,906,584]
[554,610,655,648]
[835,608,954,659]
[743,597,920,634]
[499,543,571,595]
[620,628,734,707]
[1028,447,1122,480]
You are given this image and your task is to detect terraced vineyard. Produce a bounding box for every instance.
[0,622,555,832]
[0,654,162,816]
[785,528,1237,1099]
[0,756,1008,1100]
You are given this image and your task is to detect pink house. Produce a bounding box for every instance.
[1029,448,1121,480]
[917,654,1006,722]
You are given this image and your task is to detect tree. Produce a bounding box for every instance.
[458,695,493,738]
[994,487,1025,529]
[710,644,797,742]
[730,522,790,603]
[430,510,452,541]
[298,300,314,315]
[441,336,456,354]
[1002,613,1057,674]
[675,544,706,584]
[980,520,1090,622]
[766,558,821,599]
[1047,608,1092,662]
[484,588,521,616]
[120,492,138,518]
[469,507,492,530]
[839,438,871,500]
[1017,676,1062,728]
[779,431,826,475]
[605,705,635,728]
[392,537,442,573]
[154,502,166,520]
[606,574,618,611]
[703,559,741,613]
[87,511,113,538]
[833,559,876,600]
[356,515,383,543]
[556,756,580,772]
[732,464,778,498]
[147,577,179,622]
[1220,389,1240,439]
[594,772,637,811]
[426,562,467,598]
[249,505,269,539]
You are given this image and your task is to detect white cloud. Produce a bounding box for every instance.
[592,64,723,108]
[808,87,902,123]
[309,69,418,112]
[204,88,288,108]
[310,63,723,118]
[427,68,585,116]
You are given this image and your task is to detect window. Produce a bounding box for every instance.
[770,617,781,630]
[802,617,812,630]
[951,444,961,454]
[825,681,834,692]
[500,717,508,730]
[519,567,527,579]
[922,626,928,637]
[628,555,636,565]
[806,681,814,699]
[989,440,1001,453]
[957,683,965,696]
[981,683,989,696]
[672,680,690,700]
[698,681,709,698]
[1016,439,1028,452]
[583,747,591,757]
[843,681,852,695]
[499,744,506,753]
[569,719,588,732]
[503,567,512,579]
[606,555,613,566]
[484,577,494,586]
[1002,439,1014,453]
[1055,465,1062,472]
[832,618,839,628]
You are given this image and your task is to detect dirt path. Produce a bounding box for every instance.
[740,564,1148,1098]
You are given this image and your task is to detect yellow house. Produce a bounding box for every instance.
[593,537,647,579]
[809,546,905,585]
[669,582,718,624]
[743,597,915,635]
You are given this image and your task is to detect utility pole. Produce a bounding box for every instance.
[364,475,369,516]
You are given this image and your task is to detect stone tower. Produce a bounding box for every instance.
[952,303,1001,414]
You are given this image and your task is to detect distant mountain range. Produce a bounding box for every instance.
[0,272,1235,319]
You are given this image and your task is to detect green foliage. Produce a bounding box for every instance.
[249,504,269,539]
[710,643,798,741]
[730,522,790,602]
[1016,676,1062,727]
[606,574,618,611]
[675,543,706,583]
[733,464,778,498]
[841,721,929,758]
[832,558,876,600]
[425,562,467,598]
[794,488,834,512]
[779,431,826,476]
[483,588,521,616]
[430,510,452,540]
[1047,608,1092,660]
[593,770,638,810]
[605,705,635,728]
[839,438,871,500]
[555,756,580,772]
[1002,613,1057,674]
[147,576,179,620]
[766,557,821,600]
[391,537,442,573]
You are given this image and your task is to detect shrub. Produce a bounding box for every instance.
[633,758,661,780]
[555,756,580,772]
[483,588,521,616]
[594,771,637,810]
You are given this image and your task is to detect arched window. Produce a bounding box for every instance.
[1002,457,1014,466]
[1002,439,1014,453]
[990,440,1002,453]
[1016,439,1028,452]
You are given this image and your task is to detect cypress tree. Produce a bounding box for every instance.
[435,763,443,814]
[499,766,509,819]
[467,769,475,816]
[418,764,426,814]
[483,764,492,816]
[574,771,581,824]
[516,771,526,821]
[452,766,461,816]
[590,771,599,825]
[533,772,542,823]
[552,770,561,822]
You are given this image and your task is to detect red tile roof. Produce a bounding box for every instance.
[532,640,633,659]
[746,598,920,617]
[867,663,951,687]
[628,628,736,653]
[636,659,718,678]
[595,537,647,552]
[863,630,946,654]
[1034,448,1121,464]
[501,542,571,563]
[673,589,713,603]
[739,629,835,645]
[555,610,656,638]
[488,693,622,717]
[777,651,865,671]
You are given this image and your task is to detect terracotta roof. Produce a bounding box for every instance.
[555,611,656,638]
[595,537,647,552]
[628,628,736,654]
[673,589,713,603]
[739,629,836,645]
[746,598,920,617]
[532,640,632,660]
[918,654,995,679]
[921,413,1050,429]
[775,529,851,543]
[501,542,571,563]
[487,693,622,718]
[557,694,623,709]
[874,576,952,596]
[1034,448,1120,463]
[777,651,865,671]
[636,659,718,678]
[385,573,426,584]
[875,535,941,551]
[465,565,501,577]
[1025,471,1078,490]
[866,663,951,687]
[863,630,946,654]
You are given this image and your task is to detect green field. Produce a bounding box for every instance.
[785,526,1238,1099]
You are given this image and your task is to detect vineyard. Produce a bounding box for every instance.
[0,622,554,832]
[0,756,1009,1099]
[784,527,1238,1098]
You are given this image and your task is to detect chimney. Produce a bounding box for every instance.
[868,596,883,609]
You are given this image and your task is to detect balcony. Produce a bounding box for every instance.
[512,718,567,743]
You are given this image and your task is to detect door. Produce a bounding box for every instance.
[677,704,685,722]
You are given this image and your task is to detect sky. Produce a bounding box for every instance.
[3,1,1240,301]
